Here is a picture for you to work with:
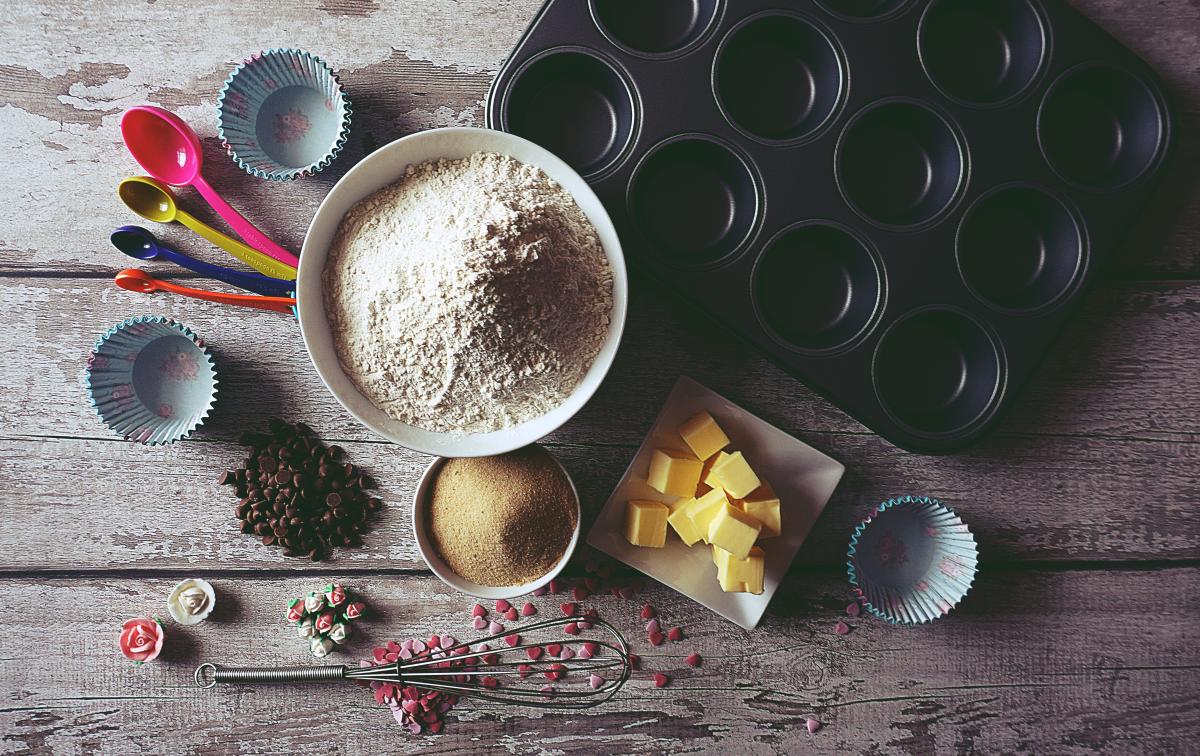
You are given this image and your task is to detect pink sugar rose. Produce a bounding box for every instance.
[119,618,164,663]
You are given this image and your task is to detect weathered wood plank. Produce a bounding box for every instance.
[2,570,1197,755]
[0,427,1196,570]
[0,0,1197,275]
[2,277,1198,446]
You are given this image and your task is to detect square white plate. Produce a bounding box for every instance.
[586,376,845,629]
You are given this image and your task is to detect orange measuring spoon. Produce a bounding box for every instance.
[115,269,296,314]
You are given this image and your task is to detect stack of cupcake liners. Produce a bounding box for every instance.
[85,316,218,445]
[847,495,978,625]
[217,48,351,181]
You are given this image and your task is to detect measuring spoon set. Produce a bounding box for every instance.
[114,105,298,310]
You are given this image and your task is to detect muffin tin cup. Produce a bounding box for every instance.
[1038,62,1169,191]
[217,48,351,181]
[873,307,1005,438]
[918,0,1049,107]
[836,98,968,230]
[957,184,1087,313]
[847,495,979,625]
[816,0,913,23]
[497,47,639,179]
[627,134,763,267]
[590,0,723,59]
[713,11,847,145]
[85,316,218,445]
[752,221,885,355]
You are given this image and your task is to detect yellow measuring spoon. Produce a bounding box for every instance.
[117,177,298,281]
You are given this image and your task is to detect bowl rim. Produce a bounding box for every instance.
[297,126,628,456]
[410,445,582,600]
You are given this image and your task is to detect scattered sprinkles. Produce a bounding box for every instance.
[806,718,822,734]
[835,620,851,636]
[686,653,702,667]
[653,672,670,688]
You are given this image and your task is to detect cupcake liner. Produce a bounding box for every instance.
[847,496,978,625]
[217,48,351,181]
[85,316,218,445]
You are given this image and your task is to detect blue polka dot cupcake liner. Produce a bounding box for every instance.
[85,316,218,445]
[847,496,978,625]
[217,48,351,181]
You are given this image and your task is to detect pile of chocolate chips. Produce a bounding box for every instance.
[218,419,382,560]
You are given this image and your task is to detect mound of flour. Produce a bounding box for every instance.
[323,152,613,434]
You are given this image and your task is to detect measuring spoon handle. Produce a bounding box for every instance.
[152,244,295,297]
[190,175,300,268]
[175,209,297,281]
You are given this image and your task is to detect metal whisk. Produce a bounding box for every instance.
[195,616,631,709]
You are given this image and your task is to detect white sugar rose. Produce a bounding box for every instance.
[166,578,215,625]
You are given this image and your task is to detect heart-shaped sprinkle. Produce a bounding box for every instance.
[518,664,532,678]
[526,646,543,661]
[560,602,577,616]
[577,620,592,631]
[504,607,519,621]
[649,632,665,646]
[582,642,598,655]
[494,599,511,613]
[667,627,684,642]
[471,604,486,618]
[640,603,656,620]
[846,602,861,618]
[427,634,441,649]
[549,580,562,594]
[653,672,669,688]
[564,622,580,635]
[504,634,520,647]
[546,643,563,657]
[521,602,537,617]
[686,653,702,667]
[488,621,504,635]
[473,616,487,630]
[481,676,498,689]
[577,645,594,659]
[589,674,604,689]
[412,640,427,654]
[543,663,565,681]
[532,586,548,597]
[646,618,660,634]
[806,718,821,734]
[483,653,499,665]
[440,635,457,649]
[835,621,850,636]
[559,647,575,660]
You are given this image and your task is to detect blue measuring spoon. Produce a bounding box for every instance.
[110,225,296,298]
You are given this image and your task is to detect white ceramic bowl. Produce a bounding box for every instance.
[297,127,628,456]
[411,448,581,600]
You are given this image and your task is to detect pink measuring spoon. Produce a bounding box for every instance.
[120,106,300,268]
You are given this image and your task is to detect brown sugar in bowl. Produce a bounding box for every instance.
[412,444,581,600]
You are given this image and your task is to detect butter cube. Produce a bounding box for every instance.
[667,498,704,546]
[625,500,669,547]
[740,484,781,538]
[713,545,765,594]
[710,451,761,499]
[647,449,703,498]
[701,451,730,491]
[678,411,730,462]
[707,501,762,559]
[684,487,729,542]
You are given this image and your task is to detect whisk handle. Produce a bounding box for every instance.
[195,663,347,688]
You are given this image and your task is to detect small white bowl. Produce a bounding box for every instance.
[297,127,628,457]
[411,448,581,600]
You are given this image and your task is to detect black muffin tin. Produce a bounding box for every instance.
[485,0,1172,453]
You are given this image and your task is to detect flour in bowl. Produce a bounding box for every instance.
[322,151,614,434]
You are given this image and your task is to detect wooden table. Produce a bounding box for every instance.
[2,1,1197,752]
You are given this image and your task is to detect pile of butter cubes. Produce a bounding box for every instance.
[624,411,780,594]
